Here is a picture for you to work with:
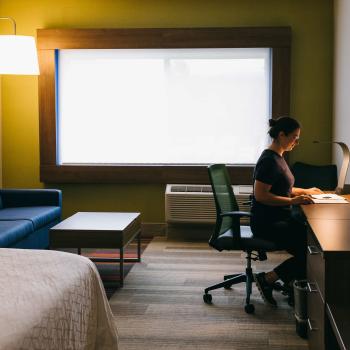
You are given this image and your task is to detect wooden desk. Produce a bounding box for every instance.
[302,203,350,220]
[302,201,350,350]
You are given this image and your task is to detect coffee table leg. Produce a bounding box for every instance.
[120,248,124,287]
[137,231,141,262]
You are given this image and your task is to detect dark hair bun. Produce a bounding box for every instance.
[268,116,300,139]
[268,119,276,127]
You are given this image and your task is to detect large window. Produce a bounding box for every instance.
[38,27,291,183]
[57,48,270,165]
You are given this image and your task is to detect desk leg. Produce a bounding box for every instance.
[120,248,124,287]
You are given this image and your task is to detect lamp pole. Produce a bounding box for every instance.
[0,16,40,188]
[313,141,350,194]
[0,16,17,188]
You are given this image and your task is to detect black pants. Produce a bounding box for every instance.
[251,209,307,284]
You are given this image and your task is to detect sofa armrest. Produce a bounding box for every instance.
[0,189,62,208]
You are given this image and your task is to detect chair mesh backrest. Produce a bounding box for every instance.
[208,164,241,240]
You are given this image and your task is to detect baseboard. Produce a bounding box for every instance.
[141,223,167,238]
[166,223,214,241]
[141,223,214,241]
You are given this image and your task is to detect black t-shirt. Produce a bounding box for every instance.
[251,149,295,225]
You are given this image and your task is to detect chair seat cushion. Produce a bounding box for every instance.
[0,220,34,247]
[0,207,61,230]
[212,225,277,252]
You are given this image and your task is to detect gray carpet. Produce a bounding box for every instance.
[110,237,308,350]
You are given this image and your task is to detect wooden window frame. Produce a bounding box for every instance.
[37,27,291,184]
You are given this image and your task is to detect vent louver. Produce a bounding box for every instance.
[165,184,252,225]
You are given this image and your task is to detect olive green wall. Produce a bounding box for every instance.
[0,0,334,221]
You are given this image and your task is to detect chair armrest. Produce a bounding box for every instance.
[221,211,252,218]
[0,189,62,208]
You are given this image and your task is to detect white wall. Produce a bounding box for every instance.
[334,0,350,184]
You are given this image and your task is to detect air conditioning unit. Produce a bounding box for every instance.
[165,184,253,240]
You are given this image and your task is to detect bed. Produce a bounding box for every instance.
[0,248,118,350]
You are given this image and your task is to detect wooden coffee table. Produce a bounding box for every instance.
[50,212,141,286]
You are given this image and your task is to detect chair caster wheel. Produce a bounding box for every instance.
[245,304,255,314]
[203,293,212,304]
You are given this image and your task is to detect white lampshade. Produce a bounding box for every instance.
[0,35,39,75]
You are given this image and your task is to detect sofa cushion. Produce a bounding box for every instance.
[0,189,61,208]
[0,220,33,247]
[0,206,61,231]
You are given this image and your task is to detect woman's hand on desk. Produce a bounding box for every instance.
[291,195,314,205]
[304,187,324,195]
[292,187,323,196]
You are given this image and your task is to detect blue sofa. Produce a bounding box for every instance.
[0,189,62,249]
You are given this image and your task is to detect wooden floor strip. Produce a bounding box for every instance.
[110,237,308,350]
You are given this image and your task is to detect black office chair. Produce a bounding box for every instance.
[291,161,337,191]
[203,164,277,314]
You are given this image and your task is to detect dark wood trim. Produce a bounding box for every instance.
[37,27,291,184]
[38,49,57,166]
[40,164,254,184]
[37,27,291,49]
[272,47,291,118]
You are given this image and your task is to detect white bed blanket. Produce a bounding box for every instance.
[0,248,118,350]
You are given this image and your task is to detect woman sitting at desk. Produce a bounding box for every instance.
[251,116,323,306]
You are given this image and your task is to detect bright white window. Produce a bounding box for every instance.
[57,48,271,165]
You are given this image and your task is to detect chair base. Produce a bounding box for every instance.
[203,253,255,314]
[204,273,248,293]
